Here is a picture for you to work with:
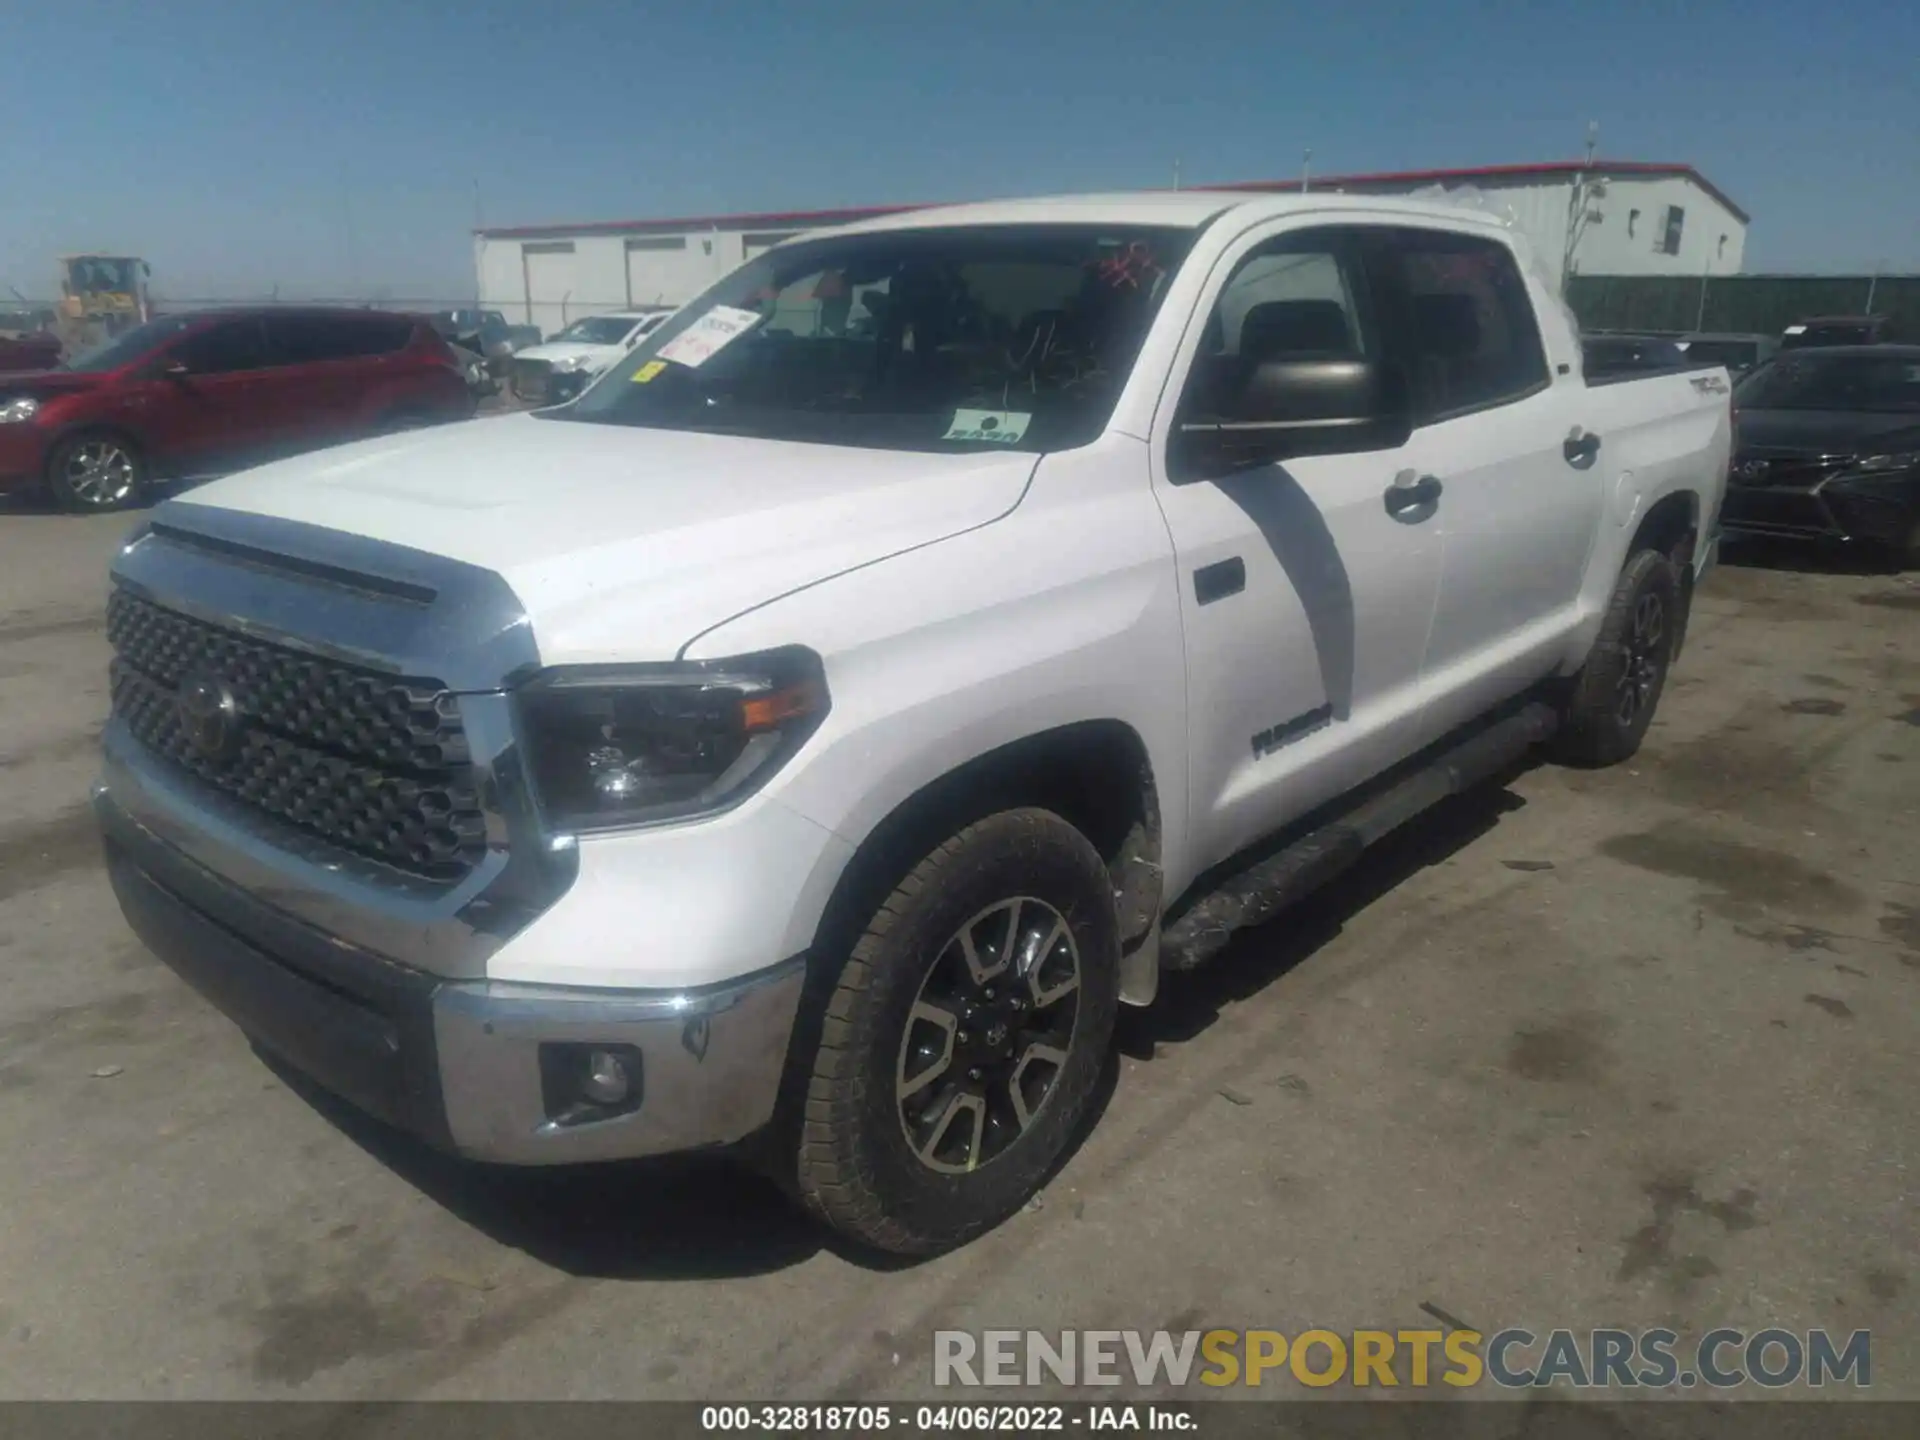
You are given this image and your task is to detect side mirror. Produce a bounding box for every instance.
[1173,356,1411,479]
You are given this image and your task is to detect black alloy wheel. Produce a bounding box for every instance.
[895,896,1082,1174]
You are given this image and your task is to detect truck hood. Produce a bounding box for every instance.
[176,411,1038,666]
[515,340,625,369]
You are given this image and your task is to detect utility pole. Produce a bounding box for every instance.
[341,167,359,304]
[1561,120,1600,297]
[1301,148,1312,194]
[1172,158,1182,190]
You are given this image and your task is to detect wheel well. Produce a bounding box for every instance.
[1630,491,1698,567]
[812,721,1164,961]
[1628,490,1700,659]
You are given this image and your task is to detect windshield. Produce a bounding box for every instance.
[555,316,644,345]
[62,315,196,373]
[1736,353,1920,413]
[559,223,1197,453]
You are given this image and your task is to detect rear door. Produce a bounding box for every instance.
[261,313,409,453]
[137,317,274,475]
[1373,226,1605,735]
[1150,223,1444,868]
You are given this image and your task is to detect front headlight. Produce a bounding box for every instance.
[552,355,597,373]
[516,648,829,833]
[0,396,40,424]
[1848,451,1920,473]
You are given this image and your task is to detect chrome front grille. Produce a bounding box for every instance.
[1730,453,1847,490]
[106,589,487,880]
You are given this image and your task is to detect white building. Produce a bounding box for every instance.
[473,161,1747,336]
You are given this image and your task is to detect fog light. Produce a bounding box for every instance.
[582,1048,632,1105]
[539,1041,644,1126]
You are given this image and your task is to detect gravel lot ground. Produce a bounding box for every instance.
[1,487,1916,1403]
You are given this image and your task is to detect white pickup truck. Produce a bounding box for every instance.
[95,192,1731,1255]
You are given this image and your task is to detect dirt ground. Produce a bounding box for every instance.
[0,491,1915,1402]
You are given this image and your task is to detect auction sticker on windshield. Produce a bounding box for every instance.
[655,305,763,369]
[943,409,1031,444]
[631,360,667,384]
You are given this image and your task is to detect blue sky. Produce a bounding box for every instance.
[4,0,1914,303]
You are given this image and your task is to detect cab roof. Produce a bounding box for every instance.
[817,190,1511,238]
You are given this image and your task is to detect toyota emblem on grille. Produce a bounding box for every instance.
[176,674,242,761]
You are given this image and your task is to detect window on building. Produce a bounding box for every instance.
[624,236,687,252]
[1627,208,1640,238]
[1657,205,1686,255]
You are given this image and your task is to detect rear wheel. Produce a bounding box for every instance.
[1553,547,1681,767]
[790,808,1119,1256]
[45,432,147,513]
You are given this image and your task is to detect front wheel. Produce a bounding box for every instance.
[790,808,1120,1256]
[45,432,147,513]
[1553,547,1681,767]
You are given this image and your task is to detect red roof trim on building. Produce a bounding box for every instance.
[474,160,1746,239]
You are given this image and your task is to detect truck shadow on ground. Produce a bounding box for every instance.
[264,1051,833,1281]
[267,767,1533,1283]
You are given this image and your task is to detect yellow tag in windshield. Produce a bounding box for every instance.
[632,360,667,384]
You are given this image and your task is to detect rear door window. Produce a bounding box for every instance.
[1370,229,1549,421]
[266,314,410,366]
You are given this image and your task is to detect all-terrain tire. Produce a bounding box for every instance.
[1552,547,1682,768]
[791,808,1120,1256]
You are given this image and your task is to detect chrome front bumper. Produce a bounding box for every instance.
[96,783,806,1165]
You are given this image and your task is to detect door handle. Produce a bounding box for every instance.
[1564,427,1602,464]
[1384,469,1442,517]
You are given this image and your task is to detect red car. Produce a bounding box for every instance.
[0,308,474,512]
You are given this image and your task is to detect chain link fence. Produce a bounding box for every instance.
[1568,273,1919,339]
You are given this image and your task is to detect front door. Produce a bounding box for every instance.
[137,317,274,477]
[1149,224,1444,872]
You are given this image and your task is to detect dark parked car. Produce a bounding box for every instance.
[1721,345,1920,566]
[1781,315,1892,350]
[1581,333,1691,380]
[1674,332,1777,376]
[0,308,473,512]
[431,310,542,375]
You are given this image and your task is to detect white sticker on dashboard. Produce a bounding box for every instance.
[656,305,764,368]
[943,409,1031,444]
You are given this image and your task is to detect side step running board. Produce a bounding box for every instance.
[1160,701,1560,972]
